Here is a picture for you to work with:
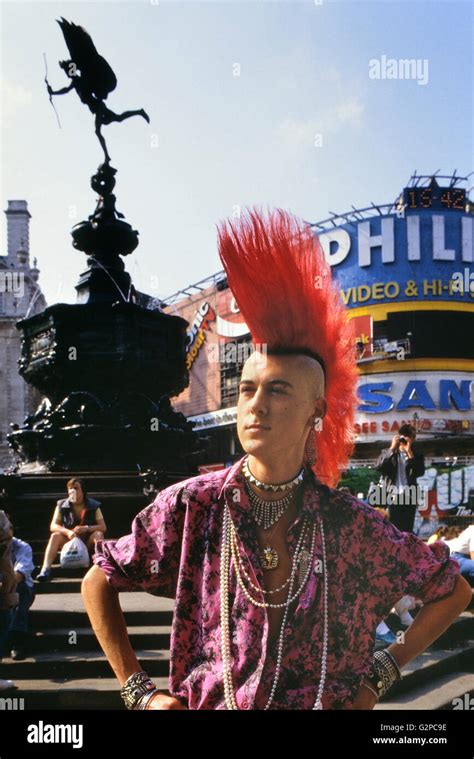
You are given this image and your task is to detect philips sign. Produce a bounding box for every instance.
[318,208,473,307]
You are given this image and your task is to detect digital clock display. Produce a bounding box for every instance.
[403,185,466,211]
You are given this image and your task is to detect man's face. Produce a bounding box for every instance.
[68,483,84,503]
[237,351,327,461]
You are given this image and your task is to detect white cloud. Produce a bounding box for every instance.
[275,96,365,152]
[1,82,33,125]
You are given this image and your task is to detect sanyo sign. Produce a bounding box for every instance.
[355,372,473,441]
[318,210,473,306]
[357,372,473,416]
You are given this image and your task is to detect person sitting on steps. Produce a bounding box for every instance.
[36,478,106,582]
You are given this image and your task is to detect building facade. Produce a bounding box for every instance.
[0,200,47,470]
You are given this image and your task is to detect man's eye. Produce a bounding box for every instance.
[271,388,285,394]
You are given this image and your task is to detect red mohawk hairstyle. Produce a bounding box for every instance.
[217,207,358,488]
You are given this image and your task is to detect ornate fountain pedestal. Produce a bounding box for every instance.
[7,162,204,475]
[9,300,197,472]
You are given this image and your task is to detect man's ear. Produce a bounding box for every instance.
[314,398,328,420]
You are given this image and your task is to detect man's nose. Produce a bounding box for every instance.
[249,387,267,416]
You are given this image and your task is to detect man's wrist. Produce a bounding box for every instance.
[365,649,402,699]
[360,679,379,702]
[137,689,160,710]
[120,670,157,710]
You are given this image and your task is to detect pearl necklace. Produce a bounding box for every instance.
[230,518,316,608]
[242,456,305,492]
[220,503,329,709]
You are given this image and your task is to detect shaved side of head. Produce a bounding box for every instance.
[243,350,325,403]
[290,353,325,402]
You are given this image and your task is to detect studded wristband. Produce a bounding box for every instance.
[366,649,402,699]
[120,670,158,710]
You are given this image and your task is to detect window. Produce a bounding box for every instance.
[220,336,254,408]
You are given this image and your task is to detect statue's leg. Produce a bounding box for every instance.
[107,108,150,124]
[95,116,111,162]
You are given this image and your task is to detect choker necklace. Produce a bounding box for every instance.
[242,456,305,492]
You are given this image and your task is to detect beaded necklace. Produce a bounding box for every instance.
[220,502,328,710]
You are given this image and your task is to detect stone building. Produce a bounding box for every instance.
[0,200,47,470]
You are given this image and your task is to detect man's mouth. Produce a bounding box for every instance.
[246,423,270,431]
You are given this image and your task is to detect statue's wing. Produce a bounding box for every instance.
[56,18,117,99]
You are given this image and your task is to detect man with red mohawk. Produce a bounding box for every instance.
[82,208,471,711]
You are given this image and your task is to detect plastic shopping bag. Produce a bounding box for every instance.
[60,536,90,569]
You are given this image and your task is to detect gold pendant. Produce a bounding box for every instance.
[260,546,279,570]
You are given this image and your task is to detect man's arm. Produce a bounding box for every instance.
[376,436,400,473]
[349,502,469,710]
[82,487,188,709]
[375,449,389,468]
[82,508,107,535]
[81,564,185,710]
[50,505,73,538]
[406,446,425,477]
[13,541,35,586]
[81,564,143,686]
[352,574,472,709]
[387,574,472,669]
[73,520,106,537]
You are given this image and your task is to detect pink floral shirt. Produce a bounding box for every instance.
[92,456,460,710]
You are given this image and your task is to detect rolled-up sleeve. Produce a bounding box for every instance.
[367,512,460,619]
[92,484,185,598]
[13,542,35,585]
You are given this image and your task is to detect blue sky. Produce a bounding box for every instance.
[1,0,472,306]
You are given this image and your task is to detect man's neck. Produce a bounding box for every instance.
[246,454,305,488]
